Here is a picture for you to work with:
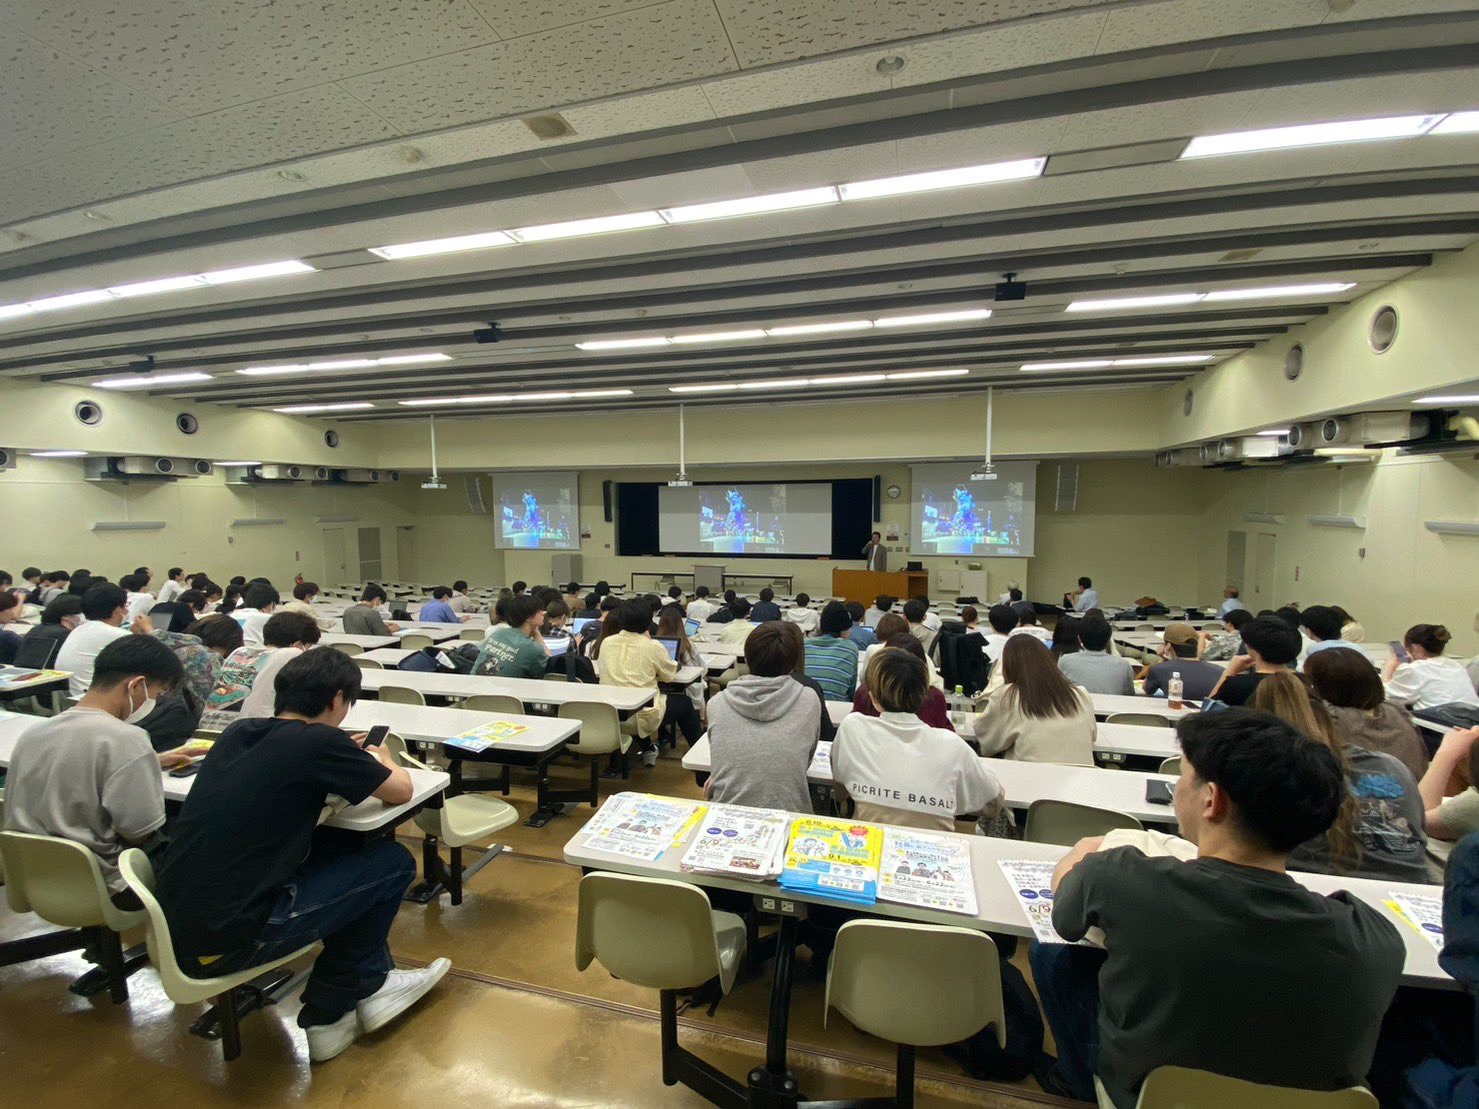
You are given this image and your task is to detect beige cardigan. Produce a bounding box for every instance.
[973,684,1097,766]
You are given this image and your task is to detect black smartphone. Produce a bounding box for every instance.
[169,761,201,778]
[1145,779,1175,805]
[363,724,390,748]
[1388,640,1411,663]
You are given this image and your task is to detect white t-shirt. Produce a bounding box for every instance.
[239,646,304,718]
[831,710,1000,831]
[57,619,131,696]
[785,606,819,635]
[156,579,185,604]
[983,632,1011,662]
[1009,625,1053,645]
[1384,657,1479,711]
[233,607,273,646]
[125,591,154,627]
[859,643,944,690]
[686,599,718,623]
[921,611,942,632]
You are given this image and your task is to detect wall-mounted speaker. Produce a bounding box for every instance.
[603,480,614,523]
[1055,462,1079,512]
[464,475,486,514]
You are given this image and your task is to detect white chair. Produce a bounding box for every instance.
[377,684,426,706]
[118,849,316,1061]
[352,657,383,671]
[1102,1065,1379,1108]
[328,640,363,656]
[1024,799,1144,846]
[826,920,1006,1109]
[1158,756,1182,776]
[0,830,147,1003]
[401,634,434,650]
[558,701,633,796]
[459,626,485,641]
[1106,712,1173,729]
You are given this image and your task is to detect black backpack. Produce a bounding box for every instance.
[946,956,1045,1082]
[546,648,596,684]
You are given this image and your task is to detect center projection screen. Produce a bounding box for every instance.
[909,462,1037,558]
[658,482,833,556]
[491,471,580,550]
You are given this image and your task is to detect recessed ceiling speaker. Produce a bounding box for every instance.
[1369,305,1399,353]
[0,448,13,471]
[324,430,340,448]
[1283,344,1304,381]
[192,459,213,475]
[74,400,103,426]
[176,412,199,434]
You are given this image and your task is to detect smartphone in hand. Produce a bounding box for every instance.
[1388,640,1411,663]
[363,724,390,748]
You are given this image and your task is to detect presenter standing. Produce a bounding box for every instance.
[862,531,888,572]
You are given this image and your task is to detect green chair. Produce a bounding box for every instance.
[1024,799,1143,846]
[1158,756,1181,776]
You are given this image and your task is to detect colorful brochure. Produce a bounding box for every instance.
[1387,891,1444,951]
[779,816,883,904]
[807,741,832,780]
[448,719,529,752]
[680,805,791,879]
[879,830,978,915]
[998,859,1067,944]
[579,793,705,862]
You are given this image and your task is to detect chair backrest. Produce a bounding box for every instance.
[1158,756,1182,776]
[827,920,1004,1048]
[1133,1066,1378,1108]
[383,731,434,772]
[460,627,485,640]
[329,641,364,656]
[1106,712,1173,728]
[401,634,434,650]
[557,701,625,756]
[353,657,384,670]
[575,872,727,991]
[0,830,131,930]
[377,684,426,706]
[461,694,524,715]
[1024,799,1144,846]
[117,847,212,1005]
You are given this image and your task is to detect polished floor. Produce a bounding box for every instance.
[0,750,1070,1108]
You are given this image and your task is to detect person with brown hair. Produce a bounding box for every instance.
[1252,671,1428,882]
[859,611,944,690]
[1383,623,1479,711]
[974,636,1096,765]
[850,635,955,731]
[1305,647,1427,777]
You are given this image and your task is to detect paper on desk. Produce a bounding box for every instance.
[779,816,882,905]
[1386,893,1444,951]
[999,859,1068,944]
[680,805,790,879]
[579,793,705,862]
[808,742,832,778]
[879,830,978,915]
[0,667,65,688]
[447,719,529,752]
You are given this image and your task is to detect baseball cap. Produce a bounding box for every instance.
[1162,622,1198,646]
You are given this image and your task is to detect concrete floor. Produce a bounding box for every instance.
[0,749,1071,1108]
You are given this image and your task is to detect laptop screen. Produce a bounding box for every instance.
[545,636,571,658]
[684,618,701,637]
[655,637,679,662]
[572,617,596,637]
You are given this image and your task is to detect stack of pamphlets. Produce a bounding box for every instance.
[779,816,883,904]
[448,719,529,753]
[878,830,978,915]
[578,793,706,862]
[807,742,832,779]
[679,805,791,879]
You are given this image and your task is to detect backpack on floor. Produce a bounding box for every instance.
[947,955,1044,1082]
[443,643,481,675]
[547,648,596,684]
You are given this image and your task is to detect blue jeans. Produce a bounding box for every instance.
[1029,940,1107,1102]
[185,839,416,1022]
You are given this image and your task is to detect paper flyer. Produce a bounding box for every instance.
[779,816,883,904]
[879,830,979,915]
[1387,892,1444,951]
[808,742,832,779]
[680,805,791,879]
[579,793,705,862]
[998,859,1068,944]
[447,719,530,752]
[0,667,66,687]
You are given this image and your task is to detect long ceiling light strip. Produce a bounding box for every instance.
[237,352,451,376]
[92,371,212,389]
[397,388,635,408]
[669,369,969,394]
[1019,354,1215,372]
[1181,114,1448,158]
[576,306,991,352]
[273,402,376,414]
[1067,282,1355,312]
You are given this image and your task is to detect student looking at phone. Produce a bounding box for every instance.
[158,647,448,1064]
[1382,623,1479,711]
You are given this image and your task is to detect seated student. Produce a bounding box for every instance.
[24,593,85,663]
[750,588,782,624]
[278,580,336,630]
[418,587,465,625]
[544,598,571,637]
[655,605,705,719]
[784,592,820,635]
[472,595,549,678]
[0,588,25,664]
[1206,615,1302,707]
[686,586,718,624]
[58,583,155,697]
[975,636,1096,765]
[902,599,938,659]
[156,566,187,605]
[1141,621,1223,702]
[1299,604,1361,660]
[707,622,824,813]
[1253,671,1429,883]
[717,597,758,649]
[1034,710,1405,1107]
[861,613,946,692]
[230,581,280,646]
[1066,575,1099,613]
[343,584,401,635]
[1058,614,1133,696]
[831,647,1000,832]
[1419,727,1479,842]
[237,612,324,718]
[1199,606,1253,662]
[802,601,860,701]
[140,612,242,750]
[19,566,42,603]
[40,570,70,604]
[661,585,687,611]
[915,595,943,633]
[119,573,155,628]
[842,601,875,648]
[1307,647,1428,778]
[863,594,893,628]
[707,590,738,624]
[958,605,980,633]
[851,635,955,731]
[1383,623,1479,711]
[598,599,702,766]
[1331,605,1365,644]
[983,603,1016,664]
[68,570,94,597]
[510,580,528,597]
[575,592,603,621]
[3,637,190,904]
[448,580,479,615]
[1009,602,1052,644]
[558,582,582,612]
[159,648,448,1063]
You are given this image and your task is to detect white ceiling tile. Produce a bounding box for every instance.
[337,0,738,133]
[890,9,1107,87]
[559,84,718,135]
[1094,0,1324,55]
[464,1,668,38]
[0,0,499,115]
[739,144,902,192]
[702,53,893,117]
[713,0,1115,69]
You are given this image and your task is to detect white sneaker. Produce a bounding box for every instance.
[356,958,451,1034]
[641,747,659,768]
[305,1010,359,1063]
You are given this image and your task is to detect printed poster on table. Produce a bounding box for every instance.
[998,859,1068,944]
[680,805,791,879]
[447,719,530,753]
[879,830,978,915]
[1387,892,1444,951]
[779,816,883,905]
[579,793,705,862]
[808,742,832,779]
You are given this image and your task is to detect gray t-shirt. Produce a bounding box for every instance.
[1057,650,1133,695]
[342,603,391,635]
[3,708,165,892]
[1053,848,1405,1108]
[1287,746,1430,883]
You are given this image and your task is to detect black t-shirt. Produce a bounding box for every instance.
[158,717,390,955]
[1143,659,1223,702]
[750,602,782,623]
[0,628,22,664]
[1215,670,1268,706]
[1054,848,1404,1108]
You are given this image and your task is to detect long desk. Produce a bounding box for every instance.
[1089,693,1197,721]
[0,668,72,703]
[360,668,654,713]
[322,633,400,651]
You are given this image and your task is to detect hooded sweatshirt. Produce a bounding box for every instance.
[707,673,822,813]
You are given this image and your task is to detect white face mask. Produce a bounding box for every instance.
[124,679,156,724]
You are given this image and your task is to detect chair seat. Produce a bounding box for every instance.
[418,794,521,848]
[169,942,319,1006]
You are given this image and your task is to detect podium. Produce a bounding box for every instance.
[831,569,930,602]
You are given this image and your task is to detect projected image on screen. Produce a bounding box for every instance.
[910,462,1037,557]
[660,483,832,555]
[698,486,785,553]
[491,472,579,550]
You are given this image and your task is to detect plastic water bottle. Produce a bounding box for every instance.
[952,684,967,729]
[1168,671,1184,710]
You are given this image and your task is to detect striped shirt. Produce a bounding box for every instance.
[804,634,860,701]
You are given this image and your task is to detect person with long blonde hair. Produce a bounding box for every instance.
[1252,671,1428,882]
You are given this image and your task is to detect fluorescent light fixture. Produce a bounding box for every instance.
[1181,114,1445,158]
[237,364,308,377]
[1432,111,1479,134]
[839,157,1046,201]
[0,303,33,320]
[368,230,515,260]
[1203,282,1355,302]
[668,383,738,394]
[575,337,671,351]
[375,353,452,366]
[1424,520,1479,537]
[659,186,838,224]
[1243,512,1286,524]
[239,352,452,376]
[1111,354,1216,367]
[819,373,888,385]
[30,449,87,458]
[737,378,810,390]
[1021,359,1114,372]
[765,320,871,337]
[885,368,970,381]
[1066,293,1203,312]
[1412,394,1479,406]
[108,275,209,298]
[509,211,663,243]
[1257,428,1290,437]
[670,369,966,393]
[397,388,633,407]
[670,329,767,345]
[92,371,211,389]
[272,402,375,414]
[30,289,114,312]
[874,308,991,328]
[214,461,261,467]
[198,260,314,285]
[1307,514,1367,529]
[92,521,167,532]
[306,359,376,371]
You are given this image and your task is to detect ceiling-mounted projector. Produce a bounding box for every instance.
[969,467,998,481]
[667,474,693,488]
[420,479,447,490]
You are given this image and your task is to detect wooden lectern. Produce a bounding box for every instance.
[831,568,930,603]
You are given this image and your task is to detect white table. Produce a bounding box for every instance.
[1093,721,1181,760]
[322,633,399,651]
[1090,693,1197,721]
[359,668,654,713]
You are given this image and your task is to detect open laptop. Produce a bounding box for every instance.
[655,637,680,662]
[572,616,596,637]
[684,617,701,637]
[545,635,571,658]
